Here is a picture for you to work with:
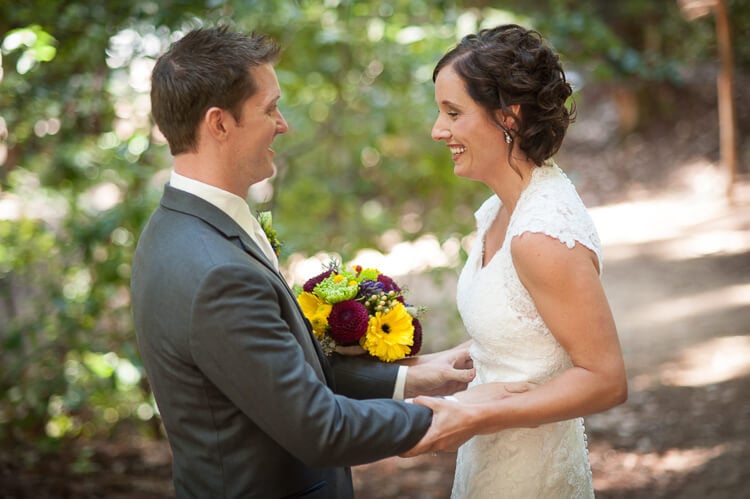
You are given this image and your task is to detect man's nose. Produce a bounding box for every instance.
[276,110,289,134]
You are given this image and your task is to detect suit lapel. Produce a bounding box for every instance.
[159,185,335,386]
[232,233,336,388]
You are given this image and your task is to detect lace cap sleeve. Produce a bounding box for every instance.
[508,165,603,270]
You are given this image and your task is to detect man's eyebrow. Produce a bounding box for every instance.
[259,99,276,112]
[266,94,281,107]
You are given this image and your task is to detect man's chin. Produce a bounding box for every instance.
[266,166,277,182]
[255,164,276,181]
[248,167,277,193]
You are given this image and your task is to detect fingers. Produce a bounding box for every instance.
[426,368,474,396]
[403,397,474,457]
[438,380,470,395]
[401,396,451,457]
[454,350,474,371]
[400,444,429,457]
[411,395,443,409]
[400,434,438,457]
[445,350,475,381]
[450,348,472,364]
[447,365,476,383]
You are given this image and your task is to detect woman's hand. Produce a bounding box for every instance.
[453,381,536,405]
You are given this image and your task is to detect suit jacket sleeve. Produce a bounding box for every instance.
[328,354,400,400]
[189,261,432,467]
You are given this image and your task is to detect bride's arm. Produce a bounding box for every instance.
[403,234,627,455]
[491,232,627,430]
[453,233,626,438]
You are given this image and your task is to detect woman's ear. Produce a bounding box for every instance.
[495,104,521,131]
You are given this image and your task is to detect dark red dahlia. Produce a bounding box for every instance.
[303,269,333,293]
[376,274,401,292]
[328,300,369,344]
[377,274,404,302]
[409,318,422,356]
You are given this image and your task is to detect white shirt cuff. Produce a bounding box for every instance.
[392,365,408,400]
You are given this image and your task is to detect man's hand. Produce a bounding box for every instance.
[400,382,536,457]
[399,396,479,457]
[401,347,475,398]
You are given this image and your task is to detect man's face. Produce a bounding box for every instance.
[229,63,289,187]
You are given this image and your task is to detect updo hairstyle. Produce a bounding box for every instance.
[433,24,575,170]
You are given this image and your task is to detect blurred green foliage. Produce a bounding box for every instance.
[0,0,743,466]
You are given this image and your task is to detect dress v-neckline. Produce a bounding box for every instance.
[477,165,548,270]
[479,204,511,270]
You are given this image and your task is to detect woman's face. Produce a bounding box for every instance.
[431,64,507,183]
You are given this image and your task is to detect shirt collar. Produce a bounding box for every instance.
[169,170,258,232]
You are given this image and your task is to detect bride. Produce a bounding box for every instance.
[404,24,628,497]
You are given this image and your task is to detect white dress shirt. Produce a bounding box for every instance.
[169,171,278,269]
[168,171,408,399]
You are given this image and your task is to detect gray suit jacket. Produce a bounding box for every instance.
[131,185,432,498]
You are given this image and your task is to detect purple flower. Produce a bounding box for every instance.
[328,300,369,344]
[356,280,385,301]
[303,270,333,293]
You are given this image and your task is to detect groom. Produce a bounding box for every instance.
[131,26,475,498]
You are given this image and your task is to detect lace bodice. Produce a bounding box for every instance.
[452,164,597,498]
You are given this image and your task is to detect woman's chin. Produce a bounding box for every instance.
[453,164,469,178]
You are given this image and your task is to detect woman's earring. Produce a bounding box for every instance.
[504,130,512,144]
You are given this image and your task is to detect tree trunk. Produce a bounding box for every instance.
[714,0,738,201]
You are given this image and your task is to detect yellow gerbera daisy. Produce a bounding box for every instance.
[361,302,414,362]
[297,291,332,339]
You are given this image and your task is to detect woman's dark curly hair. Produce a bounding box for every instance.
[433,24,575,172]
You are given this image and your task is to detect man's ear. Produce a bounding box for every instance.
[204,106,230,141]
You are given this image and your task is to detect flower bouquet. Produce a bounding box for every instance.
[296,261,424,362]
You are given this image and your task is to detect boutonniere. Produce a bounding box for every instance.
[257,211,282,257]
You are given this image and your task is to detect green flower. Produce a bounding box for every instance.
[356,267,380,282]
[314,274,359,304]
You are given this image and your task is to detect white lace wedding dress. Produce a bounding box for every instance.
[452,164,599,498]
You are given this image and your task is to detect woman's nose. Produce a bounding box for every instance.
[431,117,449,141]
